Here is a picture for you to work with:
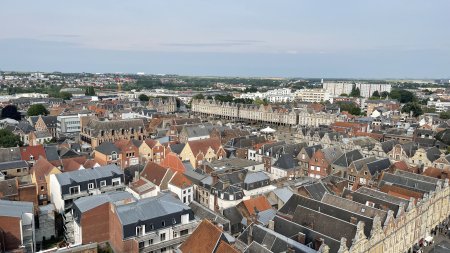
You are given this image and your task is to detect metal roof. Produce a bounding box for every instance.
[74,191,134,213]
[116,193,190,226]
[55,164,123,186]
[0,199,33,218]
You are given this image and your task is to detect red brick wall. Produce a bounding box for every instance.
[18,184,37,206]
[81,203,111,244]
[0,216,21,251]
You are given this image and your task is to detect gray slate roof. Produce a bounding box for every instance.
[0,147,22,163]
[244,171,270,184]
[0,199,33,218]
[55,164,123,186]
[74,191,134,213]
[95,142,120,154]
[116,193,190,226]
[0,160,28,171]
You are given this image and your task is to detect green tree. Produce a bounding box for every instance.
[0,129,21,148]
[401,102,423,117]
[339,93,348,97]
[59,92,73,100]
[337,102,362,116]
[440,110,450,119]
[349,84,361,97]
[192,94,205,100]
[244,87,257,93]
[371,90,380,98]
[380,91,389,98]
[85,87,96,96]
[389,89,416,103]
[1,105,22,121]
[214,94,234,102]
[138,94,150,102]
[27,104,49,116]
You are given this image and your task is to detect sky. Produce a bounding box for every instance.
[1,0,449,78]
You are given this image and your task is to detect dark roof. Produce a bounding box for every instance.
[223,206,243,225]
[189,201,230,230]
[292,205,356,248]
[0,160,28,171]
[0,178,18,198]
[0,147,22,163]
[303,145,322,158]
[238,224,317,253]
[169,143,185,155]
[332,150,364,168]
[273,215,341,253]
[273,154,298,170]
[379,172,436,192]
[366,158,391,176]
[426,147,442,162]
[380,140,398,153]
[95,142,120,154]
[44,145,60,162]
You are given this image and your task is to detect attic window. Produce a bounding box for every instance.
[361,208,365,213]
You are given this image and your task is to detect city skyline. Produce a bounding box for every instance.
[1,0,449,78]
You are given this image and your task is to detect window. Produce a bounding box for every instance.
[100,180,106,187]
[172,218,176,224]
[160,233,166,241]
[161,247,167,253]
[88,183,94,190]
[310,165,314,171]
[148,239,153,245]
[148,224,154,231]
[69,186,80,195]
[161,220,165,227]
[112,178,121,186]
[111,152,118,160]
[173,231,178,238]
[41,186,45,191]
[17,168,21,173]
[138,242,144,249]
[180,229,189,236]
[136,226,143,236]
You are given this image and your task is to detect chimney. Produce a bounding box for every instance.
[268,220,275,230]
[134,170,140,182]
[297,232,306,244]
[286,247,295,253]
[314,238,325,251]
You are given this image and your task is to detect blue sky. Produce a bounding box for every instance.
[1,0,449,78]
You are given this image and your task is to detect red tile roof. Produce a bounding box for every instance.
[20,145,46,161]
[169,172,192,189]
[188,138,222,155]
[242,195,272,215]
[140,161,169,186]
[31,157,58,182]
[161,152,186,172]
[179,220,224,253]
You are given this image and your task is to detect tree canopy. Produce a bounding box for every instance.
[1,105,21,121]
[337,102,362,116]
[380,91,389,98]
[440,110,450,120]
[214,94,234,103]
[349,84,361,97]
[85,87,96,96]
[192,94,205,100]
[371,90,380,98]
[390,89,416,103]
[27,104,49,116]
[401,102,423,117]
[0,129,21,148]
[59,92,73,100]
[138,94,150,102]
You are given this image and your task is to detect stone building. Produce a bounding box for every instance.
[80,116,147,149]
[147,97,177,113]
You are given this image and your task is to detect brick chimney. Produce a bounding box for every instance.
[297,232,306,244]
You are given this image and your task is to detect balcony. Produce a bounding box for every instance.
[62,190,89,200]
[100,183,126,193]
[139,234,190,253]
[172,221,199,232]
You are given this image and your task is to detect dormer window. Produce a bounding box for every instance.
[111,152,117,160]
[30,155,34,161]
[100,180,106,187]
